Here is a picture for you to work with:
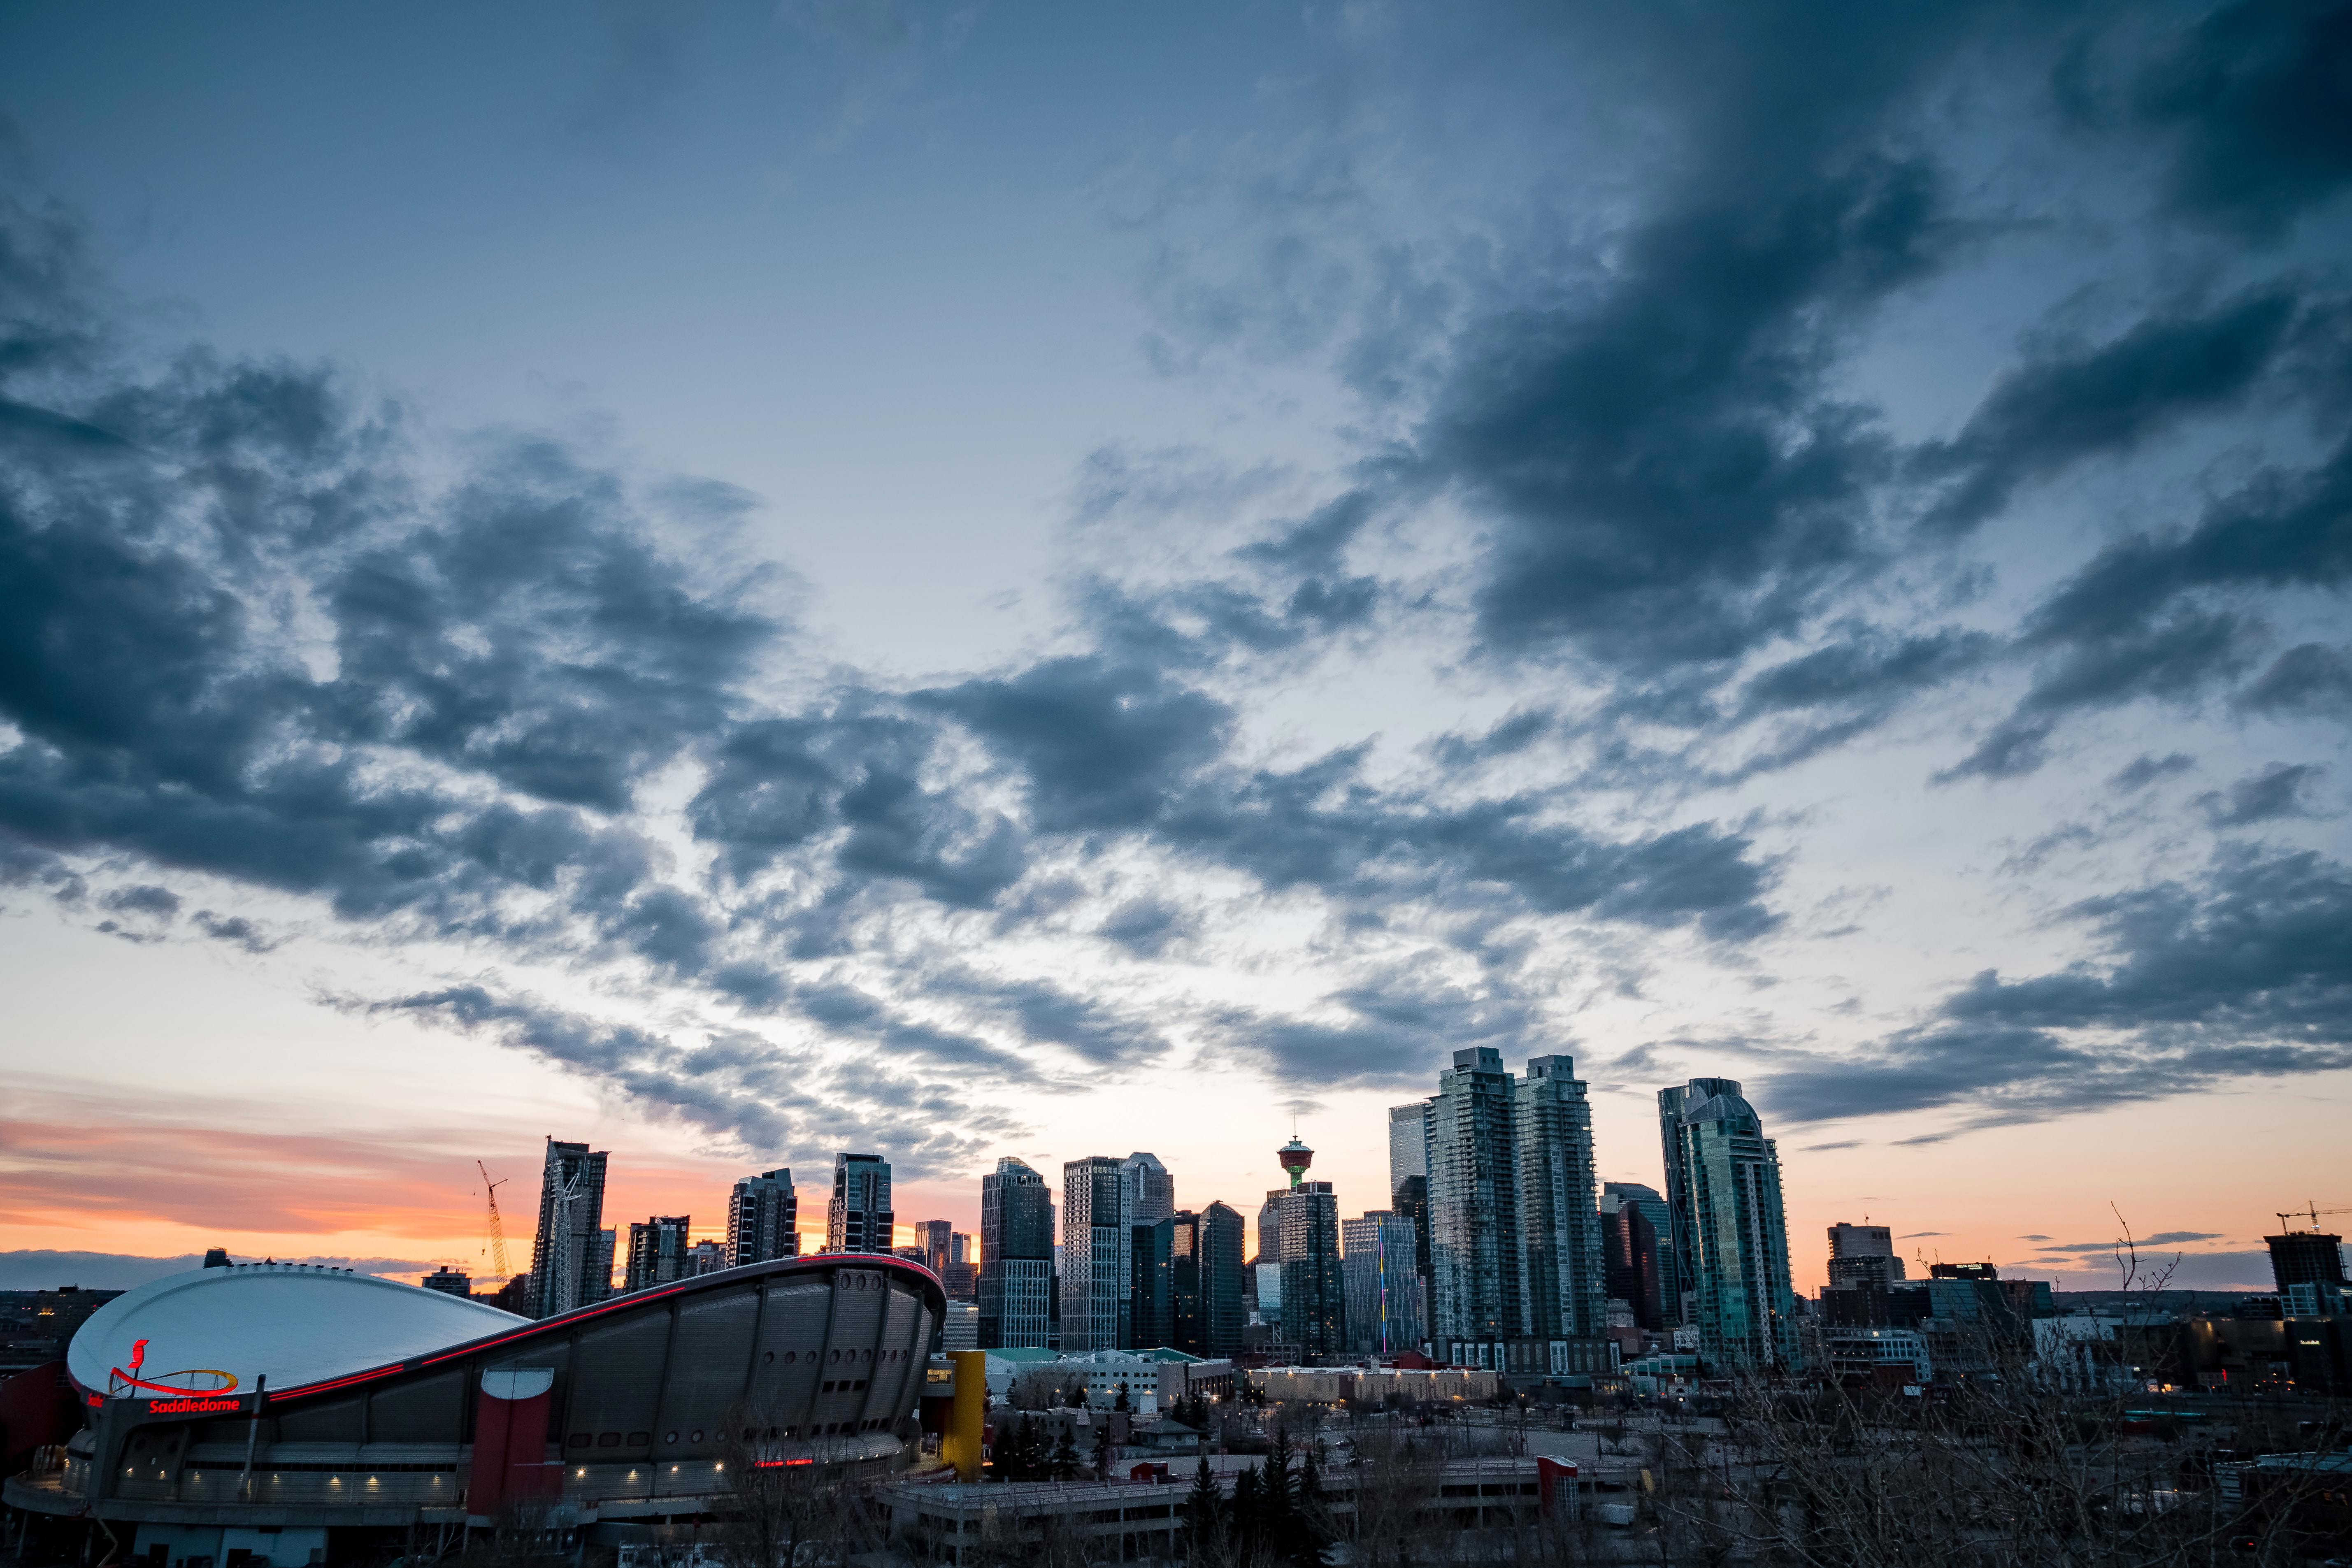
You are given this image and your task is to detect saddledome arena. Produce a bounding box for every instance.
[3,1254,944,1567]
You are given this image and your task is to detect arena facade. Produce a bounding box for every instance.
[1,1253,944,1567]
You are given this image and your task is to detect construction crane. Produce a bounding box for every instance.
[478,1161,512,1279]
[2273,1202,2352,1232]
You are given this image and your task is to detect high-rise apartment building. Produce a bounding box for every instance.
[1656,1078,1740,1326]
[1422,1050,1613,1374]
[1124,1153,1175,1224]
[726,1168,799,1268]
[1062,1156,1133,1352]
[1276,1180,1346,1361]
[1662,1079,1801,1372]
[1342,1210,1424,1355]
[688,1240,726,1275]
[1131,1216,1174,1347]
[1427,1048,1522,1356]
[421,1267,470,1298]
[1172,1202,1247,1358]
[979,1157,1053,1348]
[1827,1223,1906,1290]
[625,1215,690,1292]
[825,1153,892,1254]
[1604,1181,1676,1324]
[528,1138,610,1318]
[1517,1055,1608,1342]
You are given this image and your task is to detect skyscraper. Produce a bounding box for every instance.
[1427,1047,1521,1357]
[1342,1210,1424,1355]
[1388,1101,1434,1345]
[624,1215,690,1292]
[1656,1078,1740,1326]
[1604,1181,1676,1324]
[1387,1103,1428,1194]
[1256,1190,1286,1269]
[1276,1180,1346,1361]
[826,1153,893,1254]
[1131,1215,1174,1348]
[1599,1191,1663,1329]
[1517,1055,1607,1342]
[979,1157,1053,1348]
[1662,1080,1801,1372]
[528,1138,609,1319]
[1124,1152,1175,1224]
[1172,1202,1247,1358]
[726,1168,798,1268]
[1421,1050,1613,1373]
[1062,1156,1132,1352]
[1826,1223,1906,1290]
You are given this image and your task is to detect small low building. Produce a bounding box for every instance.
[979,1348,1232,1412]
[883,1456,1555,1565]
[1246,1364,1497,1405]
[1822,1328,1933,1385]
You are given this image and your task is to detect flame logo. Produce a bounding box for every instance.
[111,1339,239,1398]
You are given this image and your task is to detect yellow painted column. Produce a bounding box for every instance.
[942,1350,988,1481]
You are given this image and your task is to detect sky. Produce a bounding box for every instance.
[2,0,2349,1300]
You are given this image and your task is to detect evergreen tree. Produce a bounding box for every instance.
[1013,1414,1051,1481]
[1091,1420,1114,1480]
[1229,1461,1262,1551]
[1065,1383,1088,1409]
[1049,1424,1082,1482]
[1114,1381,1132,1413]
[1295,1441,1329,1563]
[1262,1424,1297,1526]
[1183,1455,1224,1547]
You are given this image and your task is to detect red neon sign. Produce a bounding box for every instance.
[148,1396,243,1415]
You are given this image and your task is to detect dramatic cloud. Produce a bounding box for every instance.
[1763,847,2352,1126]
[6,0,2352,1199]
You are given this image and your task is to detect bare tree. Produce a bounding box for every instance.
[710,1400,877,1568]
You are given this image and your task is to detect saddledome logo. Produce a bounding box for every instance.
[110,1339,239,1399]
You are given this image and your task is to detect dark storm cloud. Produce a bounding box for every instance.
[1210,971,1538,1089]
[945,973,1170,1068]
[1096,896,1196,959]
[100,884,180,919]
[2126,0,2352,242]
[1425,157,1942,672]
[2111,752,2195,791]
[0,204,773,938]
[916,656,1235,832]
[360,984,999,1174]
[1764,847,2352,1124]
[2201,761,2325,825]
[191,910,279,953]
[320,439,773,815]
[1157,748,1780,942]
[2240,643,2352,715]
[1910,288,2302,535]
[1943,421,2352,777]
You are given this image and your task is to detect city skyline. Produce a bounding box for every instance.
[4,2,2347,1301]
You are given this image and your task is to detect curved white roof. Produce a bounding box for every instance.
[69,1264,525,1399]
